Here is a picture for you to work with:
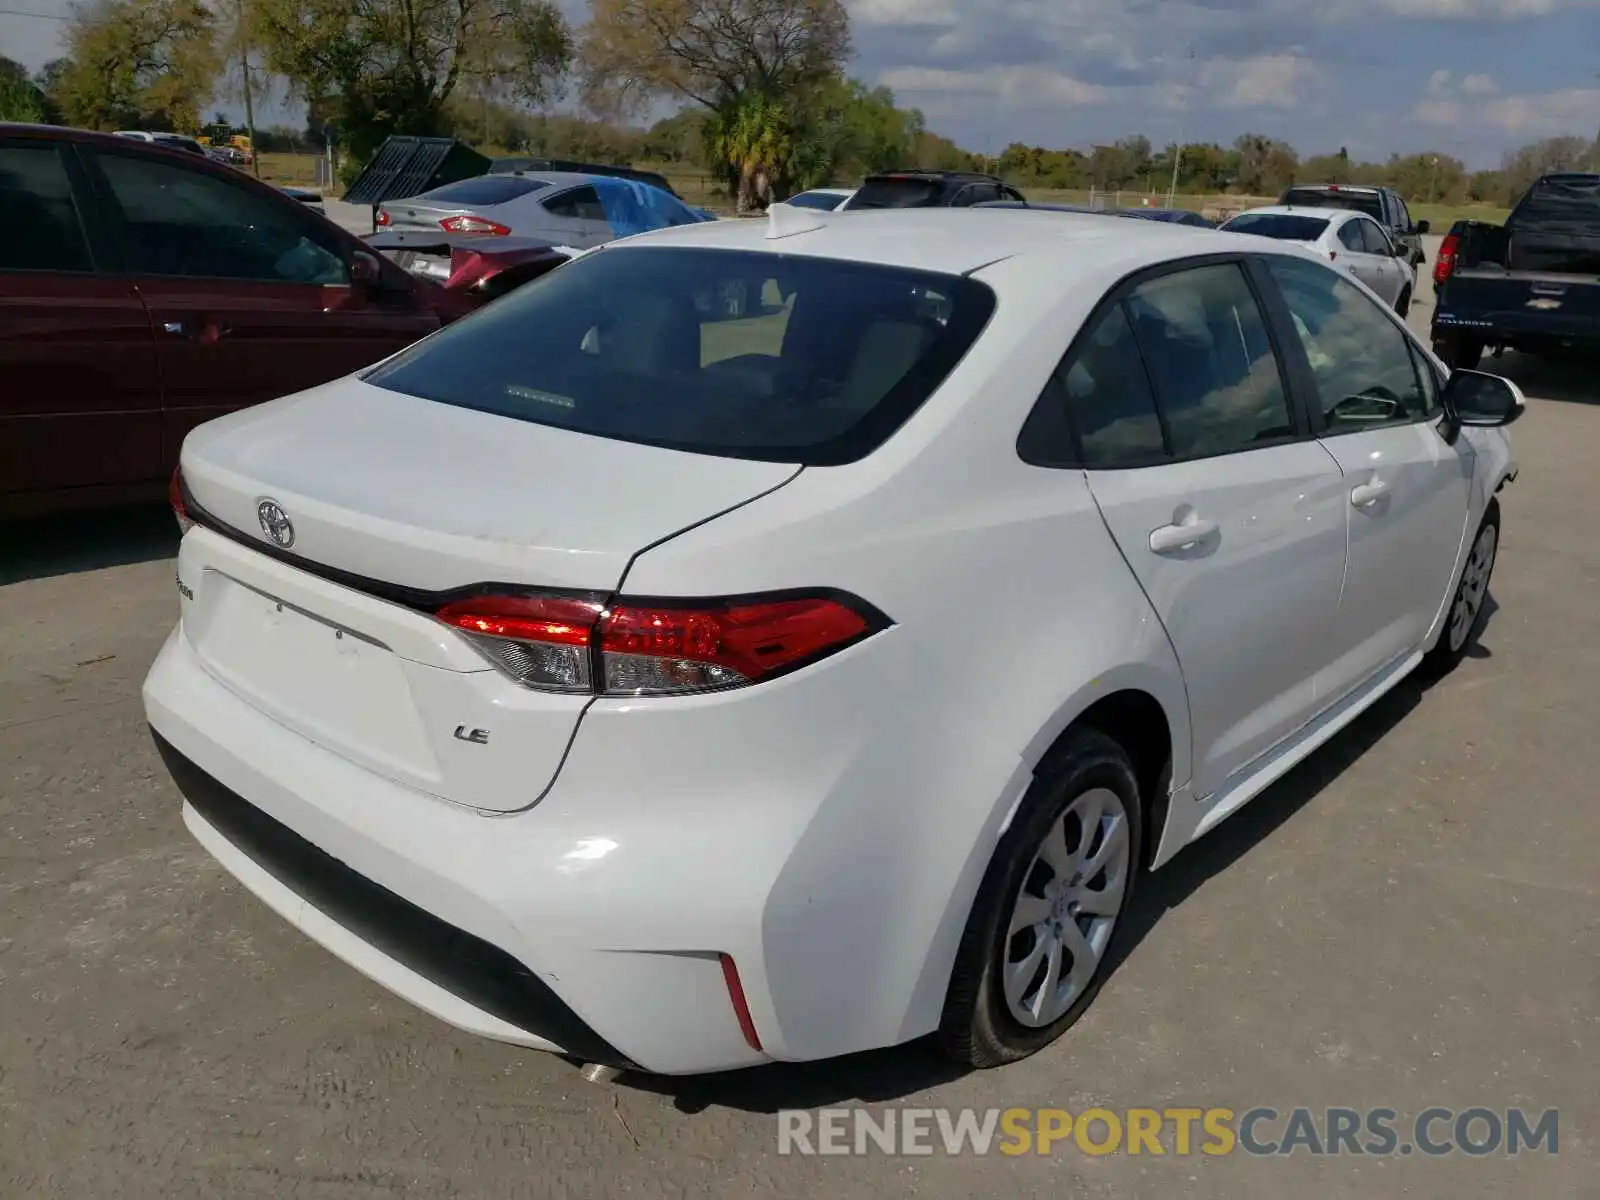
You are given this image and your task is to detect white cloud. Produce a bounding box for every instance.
[1203,55,1321,110]
[1428,69,1453,95]
[1460,73,1500,97]
[1412,99,1466,125]
[1480,86,1600,134]
[877,65,1109,107]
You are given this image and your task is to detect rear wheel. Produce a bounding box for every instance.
[1433,333,1483,371]
[1423,499,1499,677]
[937,728,1142,1067]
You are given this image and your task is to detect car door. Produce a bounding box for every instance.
[1356,218,1404,304]
[80,146,439,465]
[1065,259,1349,799]
[0,137,164,512]
[1258,253,1474,703]
[538,186,613,247]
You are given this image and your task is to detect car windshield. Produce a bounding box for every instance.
[416,176,551,205]
[786,191,844,210]
[1222,213,1331,241]
[847,179,947,209]
[365,246,997,465]
[1280,188,1383,220]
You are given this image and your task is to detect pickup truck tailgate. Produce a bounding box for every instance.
[1437,267,1600,341]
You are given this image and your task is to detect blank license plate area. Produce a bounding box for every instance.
[191,571,440,780]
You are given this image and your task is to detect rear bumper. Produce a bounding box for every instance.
[143,624,773,1074]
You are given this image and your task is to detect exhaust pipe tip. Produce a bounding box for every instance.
[579,1063,623,1084]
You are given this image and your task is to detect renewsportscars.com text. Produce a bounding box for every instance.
[776,1106,1559,1158]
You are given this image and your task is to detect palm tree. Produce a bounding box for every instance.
[704,92,795,214]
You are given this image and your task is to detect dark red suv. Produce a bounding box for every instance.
[0,124,468,519]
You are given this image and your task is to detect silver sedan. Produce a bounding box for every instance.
[1219,204,1417,315]
[376,171,711,247]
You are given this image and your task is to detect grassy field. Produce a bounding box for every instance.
[255,152,1512,227]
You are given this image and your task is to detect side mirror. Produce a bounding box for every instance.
[350,248,384,289]
[1442,369,1526,428]
[1393,239,1410,257]
[1416,219,1431,235]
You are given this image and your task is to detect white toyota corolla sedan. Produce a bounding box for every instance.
[144,204,1522,1076]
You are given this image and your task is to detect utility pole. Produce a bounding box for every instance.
[1166,44,1196,209]
[1428,155,1439,204]
[233,0,259,178]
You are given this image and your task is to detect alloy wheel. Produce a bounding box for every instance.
[1448,523,1498,653]
[1002,787,1132,1027]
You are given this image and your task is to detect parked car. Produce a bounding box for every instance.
[977,200,1216,227]
[1277,183,1429,268]
[1431,173,1600,369]
[1219,205,1416,314]
[375,172,712,246]
[115,130,208,158]
[0,123,463,520]
[277,185,327,216]
[488,156,678,197]
[840,170,1025,209]
[784,187,855,211]
[365,228,571,304]
[148,207,1521,1078]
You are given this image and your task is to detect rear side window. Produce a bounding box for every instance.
[1223,213,1329,241]
[365,246,997,465]
[1358,220,1393,256]
[1055,306,1167,466]
[544,186,605,220]
[1337,222,1366,252]
[0,144,93,273]
[1124,264,1293,459]
[418,177,550,205]
[846,178,945,209]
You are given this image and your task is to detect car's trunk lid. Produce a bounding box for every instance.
[177,376,799,811]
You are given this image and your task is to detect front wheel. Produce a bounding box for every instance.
[1423,499,1500,677]
[937,728,1142,1068]
[1395,287,1412,318]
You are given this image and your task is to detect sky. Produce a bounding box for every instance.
[3,0,1598,168]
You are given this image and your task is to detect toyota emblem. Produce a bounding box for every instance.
[257,499,295,548]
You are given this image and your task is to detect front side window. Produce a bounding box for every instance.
[365,246,996,465]
[1123,263,1294,458]
[0,143,93,273]
[1265,255,1431,432]
[92,152,347,284]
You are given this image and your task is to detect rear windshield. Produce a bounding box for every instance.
[1280,188,1382,219]
[417,176,550,205]
[787,190,845,210]
[365,246,996,465]
[1222,213,1331,241]
[846,178,947,209]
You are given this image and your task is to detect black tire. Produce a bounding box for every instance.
[937,727,1144,1068]
[1422,499,1500,678]
[1433,333,1483,371]
[1396,287,1412,318]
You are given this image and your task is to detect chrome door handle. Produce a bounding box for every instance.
[1149,517,1219,554]
[1351,479,1388,507]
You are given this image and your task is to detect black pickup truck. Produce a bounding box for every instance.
[1431,172,1600,370]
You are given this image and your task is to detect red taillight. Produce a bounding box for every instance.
[439,214,511,236]
[435,591,884,695]
[169,467,194,535]
[1434,232,1460,288]
[719,953,762,1050]
[375,208,391,227]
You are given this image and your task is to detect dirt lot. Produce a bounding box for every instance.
[1,252,1595,1198]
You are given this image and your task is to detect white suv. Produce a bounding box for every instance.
[144,205,1521,1076]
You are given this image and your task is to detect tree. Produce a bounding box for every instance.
[56,0,220,131]
[581,0,849,208]
[0,56,51,123]
[1502,135,1593,197]
[251,0,573,163]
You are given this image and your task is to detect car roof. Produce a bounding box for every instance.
[600,205,1255,278]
